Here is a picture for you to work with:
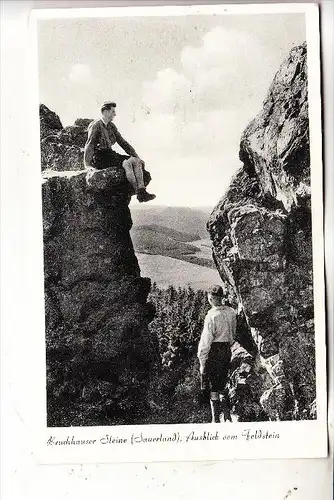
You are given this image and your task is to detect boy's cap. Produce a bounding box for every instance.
[208,285,226,297]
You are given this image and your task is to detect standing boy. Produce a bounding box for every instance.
[84,101,156,203]
[198,285,236,423]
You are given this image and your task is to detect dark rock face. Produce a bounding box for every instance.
[40,103,63,138]
[239,43,310,211]
[41,105,158,426]
[208,43,315,421]
[41,139,84,172]
[40,105,93,171]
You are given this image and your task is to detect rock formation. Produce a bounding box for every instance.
[41,107,158,426]
[40,103,63,138]
[40,104,92,172]
[208,42,316,420]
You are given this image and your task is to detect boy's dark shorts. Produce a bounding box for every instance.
[206,342,231,392]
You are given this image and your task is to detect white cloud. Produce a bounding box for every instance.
[64,63,97,87]
[120,107,245,207]
[141,26,276,117]
[58,64,100,125]
[126,25,281,205]
[181,26,258,74]
[112,25,300,206]
[40,14,304,205]
[142,68,192,114]
[134,152,241,207]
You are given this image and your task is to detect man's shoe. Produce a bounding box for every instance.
[137,189,156,203]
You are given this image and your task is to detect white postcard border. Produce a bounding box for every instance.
[24,2,328,465]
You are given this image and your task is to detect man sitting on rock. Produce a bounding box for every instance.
[198,285,236,423]
[84,101,156,203]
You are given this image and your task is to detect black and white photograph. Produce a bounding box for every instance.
[1,2,333,496]
[30,2,327,461]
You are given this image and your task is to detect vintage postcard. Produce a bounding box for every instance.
[28,2,327,464]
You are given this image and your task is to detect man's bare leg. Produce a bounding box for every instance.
[210,391,221,423]
[123,157,156,202]
[122,159,139,192]
[131,157,145,190]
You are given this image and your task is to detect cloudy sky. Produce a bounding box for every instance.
[37,11,305,207]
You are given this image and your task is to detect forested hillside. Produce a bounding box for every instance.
[144,284,212,424]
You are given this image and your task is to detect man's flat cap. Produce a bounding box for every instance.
[101,101,116,110]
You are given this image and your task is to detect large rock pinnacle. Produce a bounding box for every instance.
[41,108,158,426]
[208,42,316,421]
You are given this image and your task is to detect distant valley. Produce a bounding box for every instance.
[136,253,220,291]
[130,206,221,289]
[131,224,216,269]
[130,205,211,239]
